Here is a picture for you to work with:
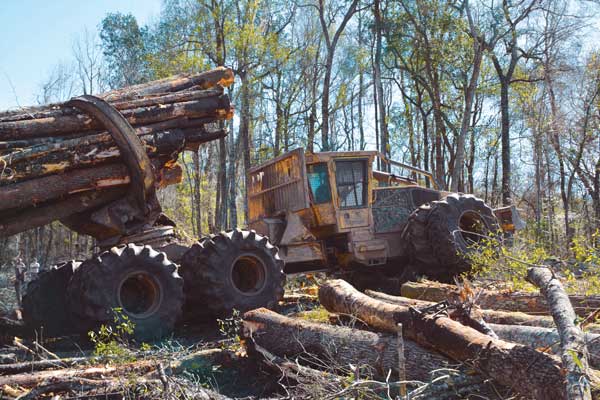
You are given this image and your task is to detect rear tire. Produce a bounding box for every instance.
[67,244,184,341]
[22,261,80,337]
[179,229,285,319]
[404,194,499,282]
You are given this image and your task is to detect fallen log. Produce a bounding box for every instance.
[0,357,88,375]
[527,266,592,399]
[320,279,576,400]
[487,324,600,367]
[242,307,453,381]
[11,377,159,400]
[366,289,600,333]
[0,360,155,387]
[401,280,600,317]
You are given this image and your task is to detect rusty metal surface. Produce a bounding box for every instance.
[248,148,310,223]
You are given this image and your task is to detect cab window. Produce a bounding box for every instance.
[307,163,332,204]
[335,160,367,208]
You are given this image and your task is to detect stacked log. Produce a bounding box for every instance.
[0,67,234,236]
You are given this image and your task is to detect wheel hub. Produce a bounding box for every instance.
[230,254,267,296]
[118,272,162,318]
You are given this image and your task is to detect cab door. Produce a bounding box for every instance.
[332,158,371,231]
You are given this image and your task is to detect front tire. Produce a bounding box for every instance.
[67,244,184,341]
[404,194,499,282]
[179,229,285,319]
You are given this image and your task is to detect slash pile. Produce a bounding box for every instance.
[0,67,234,236]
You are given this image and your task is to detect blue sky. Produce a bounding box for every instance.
[0,0,162,110]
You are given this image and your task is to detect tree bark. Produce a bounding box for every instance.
[365,289,600,334]
[319,279,571,400]
[401,281,600,317]
[0,188,126,237]
[241,307,453,381]
[0,360,155,387]
[487,323,600,368]
[451,5,483,191]
[0,67,234,123]
[0,95,232,141]
[318,0,359,151]
[0,357,89,375]
[373,0,389,170]
[527,266,593,400]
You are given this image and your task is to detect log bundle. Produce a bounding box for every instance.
[0,67,234,236]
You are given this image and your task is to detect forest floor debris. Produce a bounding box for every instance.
[2,269,600,399]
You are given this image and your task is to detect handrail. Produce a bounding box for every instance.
[377,153,438,190]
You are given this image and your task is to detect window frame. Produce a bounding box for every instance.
[306,162,332,205]
[334,159,368,209]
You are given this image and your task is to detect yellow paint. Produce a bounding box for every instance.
[42,162,70,173]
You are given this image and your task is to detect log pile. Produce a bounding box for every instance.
[0,67,234,236]
[241,269,600,400]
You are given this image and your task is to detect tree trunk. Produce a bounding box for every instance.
[499,78,511,205]
[241,307,453,381]
[319,279,570,400]
[401,281,600,317]
[373,0,389,170]
[527,267,593,399]
[451,38,482,191]
[321,52,334,151]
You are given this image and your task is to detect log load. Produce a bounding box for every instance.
[366,289,600,333]
[319,279,590,400]
[401,280,600,317]
[0,67,235,237]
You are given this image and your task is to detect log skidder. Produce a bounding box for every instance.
[179,229,285,319]
[403,193,500,282]
[67,244,184,341]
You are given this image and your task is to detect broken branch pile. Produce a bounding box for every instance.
[0,67,234,235]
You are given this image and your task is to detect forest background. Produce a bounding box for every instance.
[0,0,599,278]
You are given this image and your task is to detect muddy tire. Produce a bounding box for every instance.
[22,261,80,337]
[404,193,499,282]
[67,244,184,341]
[179,229,285,319]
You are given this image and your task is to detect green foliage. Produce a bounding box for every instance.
[100,12,152,88]
[468,232,550,291]
[88,307,136,362]
[469,228,600,295]
[217,309,243,350]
